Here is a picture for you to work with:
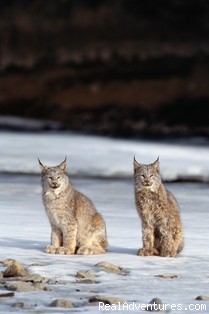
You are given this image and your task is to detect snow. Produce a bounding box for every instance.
[1,131,209,182]
[0,131,208,313]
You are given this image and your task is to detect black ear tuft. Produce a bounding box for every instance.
[133,156,141,168]
[38,158,47,171]
[58,157,68,172]
[152,157,160,172]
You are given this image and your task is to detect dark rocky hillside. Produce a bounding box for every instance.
[1,0,209,137]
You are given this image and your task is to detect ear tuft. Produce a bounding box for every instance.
[133,156,141,169]
[38,158,48,171]
[58,157,68,172]
[152,157,160,172]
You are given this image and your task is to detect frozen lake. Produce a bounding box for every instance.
[0,131,208,313]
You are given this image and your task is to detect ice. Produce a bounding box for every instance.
[0,131,208,313]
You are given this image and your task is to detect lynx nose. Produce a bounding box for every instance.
[145,179,151,186]
[51,180,59,188]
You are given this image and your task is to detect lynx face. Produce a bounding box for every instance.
[39,159,69,193]
[134,157,162,192]
[45,168,65,190]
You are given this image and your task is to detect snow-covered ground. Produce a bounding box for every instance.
[1,131,209,181]
[0,131,208,313]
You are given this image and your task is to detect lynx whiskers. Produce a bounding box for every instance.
[134,157,184,257]
[39,158,108,255]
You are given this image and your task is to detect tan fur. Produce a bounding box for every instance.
[39,158,108,255]
[134,157,184,257]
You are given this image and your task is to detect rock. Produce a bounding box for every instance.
[146,298,164,311]
[155,274,178,279]
[33,282,45,290]
[0,272,5,284]
[3,261,28,278]
[76,270,95,279]
[5,281,45,292]
[24,274,46,283]
[12,302,32,309]
[76,279,96,284]
[49,299,74,308]
[95,262,125,275]
[0,292,15,298]
[46,278,59,285]
[12,302,25,308]
[0,259,16,266]
[89,295,125,305]
[195,295,209,301]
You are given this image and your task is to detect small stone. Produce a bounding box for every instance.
[33,282,45,290]
[155,274,178,279]
[77,279,95,284]
[76,270,95,279]
[89,295,125,305]
[24,274,46,283]
[146,298,164,311]
[0,259,16,266]
[95,262,125,275]
[49,299,74,308]
[46,278,58,284]
[0,272,5,284]
[12,302,25,308]
[5,281,45,292]
[12,302,32,309]
[195,295,209,301]
[3,261,28,278]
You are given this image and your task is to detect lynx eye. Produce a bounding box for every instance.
[57,176,60,180]
[49,176,53,180]
[150,174,153,178]
[141,174,145,178]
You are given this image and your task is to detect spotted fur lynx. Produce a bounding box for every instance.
[134,157,184,257]
[39,158,108,255]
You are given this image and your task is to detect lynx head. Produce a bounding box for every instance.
[133,157,162,192]
[38,157,69,193]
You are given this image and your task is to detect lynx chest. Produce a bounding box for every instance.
[43,190,74,214]
[136,190,164,223]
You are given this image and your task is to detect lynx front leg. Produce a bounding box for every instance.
[45,227,62,254]
[159,234,180,257]
[138,224,159,256]
[55,221,77,255]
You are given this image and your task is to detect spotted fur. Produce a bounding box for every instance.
[134,157,184,257]
[39,158,108,255]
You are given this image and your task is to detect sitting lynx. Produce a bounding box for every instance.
[39,158,108,255]
[134,157,184,257]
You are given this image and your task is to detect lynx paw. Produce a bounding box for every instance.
[76,246,95,255]
[44,245,58,254]
[159,250,177,258]
[137,247,159,256]
[55,246,75,255]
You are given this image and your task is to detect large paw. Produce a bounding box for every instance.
[44,245,58,254]
[137,247,159,256]
[159,250,177,258]
[76,246,95,255]
[55,246,75,255]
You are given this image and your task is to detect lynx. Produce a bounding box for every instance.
[134,157,184,257]
[39,158,108,255]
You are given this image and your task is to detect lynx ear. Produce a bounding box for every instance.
[133,156,142,169]
[38,158,48,171]
[152,157,160,172]
[58,157,67,172]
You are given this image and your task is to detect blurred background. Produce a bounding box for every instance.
[1,0,209,139]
